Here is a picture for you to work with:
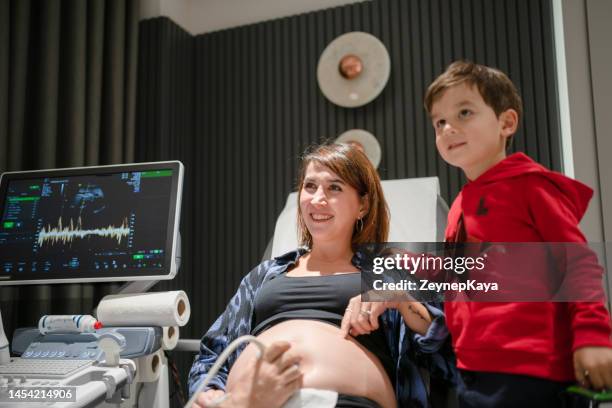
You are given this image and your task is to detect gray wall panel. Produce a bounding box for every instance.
[135,17,195,406]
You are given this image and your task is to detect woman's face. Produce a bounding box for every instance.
[299,162,365,247]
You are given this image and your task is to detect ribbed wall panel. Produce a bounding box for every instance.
[135,18,195,405]
[136,1,560,402]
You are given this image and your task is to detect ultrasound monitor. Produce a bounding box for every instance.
[0,161,183,285]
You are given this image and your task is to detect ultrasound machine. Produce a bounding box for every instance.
[0,161,185,407]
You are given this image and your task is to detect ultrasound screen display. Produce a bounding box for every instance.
[0,162,182,284]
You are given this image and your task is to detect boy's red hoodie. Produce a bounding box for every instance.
[445,152,612,381]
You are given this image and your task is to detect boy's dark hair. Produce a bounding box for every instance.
[424,61,523,149]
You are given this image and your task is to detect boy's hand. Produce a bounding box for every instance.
[573,346,612,390]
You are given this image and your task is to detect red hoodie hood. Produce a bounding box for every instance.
[469,152,593,222]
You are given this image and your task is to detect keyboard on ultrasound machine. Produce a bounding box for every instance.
[0,358,94,378]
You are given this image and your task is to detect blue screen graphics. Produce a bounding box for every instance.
[0,166,180,283]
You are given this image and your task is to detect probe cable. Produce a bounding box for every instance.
[184,335,266,408]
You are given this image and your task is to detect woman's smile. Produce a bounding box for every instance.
[310,213,334,222]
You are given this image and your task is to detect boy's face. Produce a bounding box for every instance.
[430,83,517,180]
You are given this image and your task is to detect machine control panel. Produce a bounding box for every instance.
[12,327,162,361]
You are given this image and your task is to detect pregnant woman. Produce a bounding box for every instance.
[188,143,451,408]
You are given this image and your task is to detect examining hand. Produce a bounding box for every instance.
[192,389,227,408]
[574,346,612,390]
[226,340,303,408]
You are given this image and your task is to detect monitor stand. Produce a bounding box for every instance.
[117,279,159,295]
[0,309,10,365]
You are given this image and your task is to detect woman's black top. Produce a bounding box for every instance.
[252,272,395,384]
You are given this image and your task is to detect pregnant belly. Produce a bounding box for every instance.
[226,320,396,408]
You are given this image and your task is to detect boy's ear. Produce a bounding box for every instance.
[500,109,519,138]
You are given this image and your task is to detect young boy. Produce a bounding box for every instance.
[424,61,612,406]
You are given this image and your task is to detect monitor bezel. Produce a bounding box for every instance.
[0,160,184,285]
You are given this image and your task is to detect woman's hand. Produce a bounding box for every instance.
[340,294,432,337]
[225,340,303,408]
[574,346,612,390]
[340,295,393,337]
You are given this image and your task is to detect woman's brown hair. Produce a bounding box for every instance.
[296,143,389,250]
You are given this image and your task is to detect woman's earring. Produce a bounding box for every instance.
[356,217,364,233]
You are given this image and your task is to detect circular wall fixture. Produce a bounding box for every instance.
[317,32,391,108]
[336,129,382,169]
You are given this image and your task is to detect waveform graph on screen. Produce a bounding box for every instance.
[37,216,131,247]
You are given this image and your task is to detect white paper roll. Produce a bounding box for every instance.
[162,326,179,350]
[137,350,163,383]
[97,291,191,327]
